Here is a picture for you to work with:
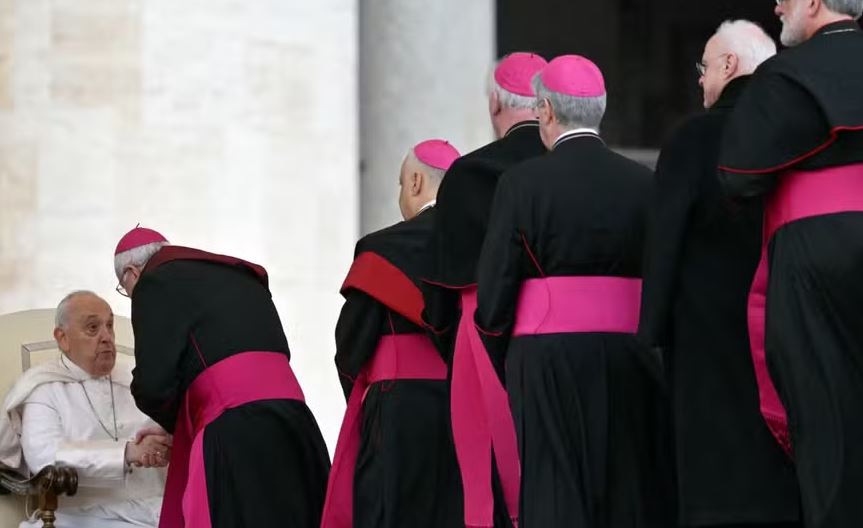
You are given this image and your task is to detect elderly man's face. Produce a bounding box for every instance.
[54,294,116,378]
[698,35,733,109]
[776,0,808,47]
[118,265,142,298]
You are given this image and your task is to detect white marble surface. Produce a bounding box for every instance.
[0,0,358,452]
[359,0,495,233]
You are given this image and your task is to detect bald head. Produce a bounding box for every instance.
[398,139,459,221]
[699,20,776,108]
[397,150,445,221]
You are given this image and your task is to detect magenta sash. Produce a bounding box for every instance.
[159,352,305,528]
[451,288,521,528]
[321,334,447,528]
[748,162,863,456]
[513,276,642,336]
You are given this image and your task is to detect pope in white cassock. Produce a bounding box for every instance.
[0,291,168,527]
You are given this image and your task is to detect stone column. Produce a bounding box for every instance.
[359,0,496,233]
[0,0,358,451]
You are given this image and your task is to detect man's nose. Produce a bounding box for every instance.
[99,326,114,342]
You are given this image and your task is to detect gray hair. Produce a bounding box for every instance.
[488,78,536,111]
[714,20,777,74]
[823,0,863,19]
[407,149,447,186]
[55,290,100,328]
[114,241,168,281]
[531,74,606,131]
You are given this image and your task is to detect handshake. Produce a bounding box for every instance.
[124,426,173,468]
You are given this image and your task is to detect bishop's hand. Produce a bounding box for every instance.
[125,433,172,468]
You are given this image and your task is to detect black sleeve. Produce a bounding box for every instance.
[334,290,386,400]
[639,123,700,351]
[129,273,195,432]
[421,284,460,365]
[421,164,471,362]
[719,69,829,196]
[475,174,523,383]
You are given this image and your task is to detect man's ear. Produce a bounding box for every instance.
[490,90,502,116]
[412,172,424,196]
[724,53,739,80]
[54,326,70,354]
[541,100,555,126]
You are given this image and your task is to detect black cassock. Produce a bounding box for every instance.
[641,76,800,528]
[719,20,863,528]
[423,120,546,355]
[475,132,673,528]
[422,121,545,528]
[332,207,463,528]
[131,248,330,528]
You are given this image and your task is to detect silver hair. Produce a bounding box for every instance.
[114,241,168,281]
[531,74,606,131]
[407,149,447,186]
[714,20,777,74]
[489,78,537,111]
[823,0,863,19]
[55,290,101,328]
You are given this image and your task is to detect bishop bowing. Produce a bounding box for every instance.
[113,227,330,528]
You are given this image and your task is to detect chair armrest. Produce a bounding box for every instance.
[0,463,78,527]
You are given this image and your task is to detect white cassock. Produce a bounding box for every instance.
[0,355,165,528]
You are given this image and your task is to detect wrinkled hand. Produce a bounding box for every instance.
[126,433,172,468]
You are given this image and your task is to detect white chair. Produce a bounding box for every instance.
[0,309,135,528]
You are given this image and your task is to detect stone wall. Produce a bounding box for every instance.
[0,0,358,450]
[359,0,495,233]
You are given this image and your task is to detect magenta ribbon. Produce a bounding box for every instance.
[451,288,521,528]
[747,162,863,456]
[321,333,448,528]
[159,351,305,528]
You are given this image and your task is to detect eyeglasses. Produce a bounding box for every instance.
[775,0,788,5]
[115,269,131,298]
[695,53,730,76]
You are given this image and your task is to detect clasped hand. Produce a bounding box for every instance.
[125,426,172,468]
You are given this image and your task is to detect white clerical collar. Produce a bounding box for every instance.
[822,27,857,35]
[417,200,436,216]
[552,128,601,150]
[505,121,539,137]
[60,353,110,381]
